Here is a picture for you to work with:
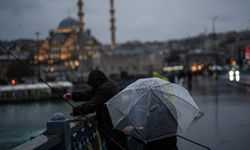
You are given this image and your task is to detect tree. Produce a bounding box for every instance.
[6,62,33,80]
[166,51,180,63]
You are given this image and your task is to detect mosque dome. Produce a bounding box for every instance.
[58,17,78,29]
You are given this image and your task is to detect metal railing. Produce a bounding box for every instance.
[12,112,211,150]
[12,113,105,150]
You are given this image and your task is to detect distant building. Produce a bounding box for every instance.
[35,18,101,81]
[186,49,218,66]
[98,47,165,77]
[0,40,35,83]
[35,1,101,81]
[0,53,30,83]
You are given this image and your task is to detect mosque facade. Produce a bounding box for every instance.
[35,0,101,81]
[34,0,164,81]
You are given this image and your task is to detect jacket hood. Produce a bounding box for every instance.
[87,70,108,88]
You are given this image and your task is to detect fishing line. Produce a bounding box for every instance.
[0,42,211,150]
[0,42,127,150]
[0,42,76,108]
[177,135,212,150]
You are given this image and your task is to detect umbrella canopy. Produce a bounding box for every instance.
[106,77,200,143]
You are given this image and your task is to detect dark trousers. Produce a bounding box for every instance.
[103,130,128,150]
[145,136,178,150]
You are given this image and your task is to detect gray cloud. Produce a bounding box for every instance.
[0,0,43,17]
[0,0,250,43]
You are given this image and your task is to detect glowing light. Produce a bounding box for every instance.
[231,60,237,66]
[163,65,184,72]
[197,65,203,70]
[229,75,234,81]
[11,79,16,85]
[163,67,173,72]
[229,71,234,81]
[229,71,234,76]
[229,70,240,82]
[191,65,197,72]
[74,61,80,66]
[236,75,240,82]
[50,67,55,72]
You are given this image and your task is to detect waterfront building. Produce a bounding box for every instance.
[0,40,36,83]
[110,0,117,50]
[35,0,101,81]
[98,47,165,77]
[186,49,219,67]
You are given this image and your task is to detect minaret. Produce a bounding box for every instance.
[110,0,116,50]
[77,0,84,35]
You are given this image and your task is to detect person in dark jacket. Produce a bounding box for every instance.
[186,69,193,91]
[143,97,178,150]
[63,70,128,150]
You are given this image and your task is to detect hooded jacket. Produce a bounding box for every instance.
[72,70,119,138]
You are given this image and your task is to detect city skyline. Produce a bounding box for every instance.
[0,0,249,44]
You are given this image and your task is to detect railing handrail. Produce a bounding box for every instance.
[11,115,92,150]
[12,134,62,150]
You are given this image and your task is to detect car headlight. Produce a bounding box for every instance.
[229,71,234,81]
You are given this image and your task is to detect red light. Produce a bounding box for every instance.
[11,80,16,85]
[245,45,250,60]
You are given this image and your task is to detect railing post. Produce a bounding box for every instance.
[46,113,71,150]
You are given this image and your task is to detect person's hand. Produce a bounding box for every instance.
[122,125,134,134]
[71,106,81,116]
[63,92,72,100]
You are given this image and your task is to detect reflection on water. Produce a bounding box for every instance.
[0,101,73,150]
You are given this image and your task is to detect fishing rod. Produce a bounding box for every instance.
[0,42,212,150]
[177,135,212,150]
[1,42,210,150]
[0,42,127,150]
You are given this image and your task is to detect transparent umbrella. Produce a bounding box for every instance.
[106,77,200,143]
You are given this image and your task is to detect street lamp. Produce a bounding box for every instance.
[211,16,219,80]
[248,19,250,31]
[35,32,40,58]
[211,16,220,128]
[212,16,218,35]
[35,31,40,78]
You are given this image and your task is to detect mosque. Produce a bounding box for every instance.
[35,0,117,81]
[34,0,164,81]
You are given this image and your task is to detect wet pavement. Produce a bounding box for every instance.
[178,76,250,150]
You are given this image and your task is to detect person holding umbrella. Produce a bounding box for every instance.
[63,69,128,150]
[122,94,178,150]
[106,77,200,150]
[144,104,178,150]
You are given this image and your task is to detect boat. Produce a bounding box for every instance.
[0,81,73,102]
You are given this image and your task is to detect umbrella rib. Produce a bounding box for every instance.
[153,88,200,112]
[151,89,199,131]
[152,87,199,109]
[151,90,178,121]
[151,82,171,89]
[113,90,149,128]
[145,89,151,140]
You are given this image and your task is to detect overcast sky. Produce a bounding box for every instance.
[0,0,249,44]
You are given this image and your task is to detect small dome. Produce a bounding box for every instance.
[58,17,78,29]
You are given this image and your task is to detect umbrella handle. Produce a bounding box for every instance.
[176,134,212,150]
